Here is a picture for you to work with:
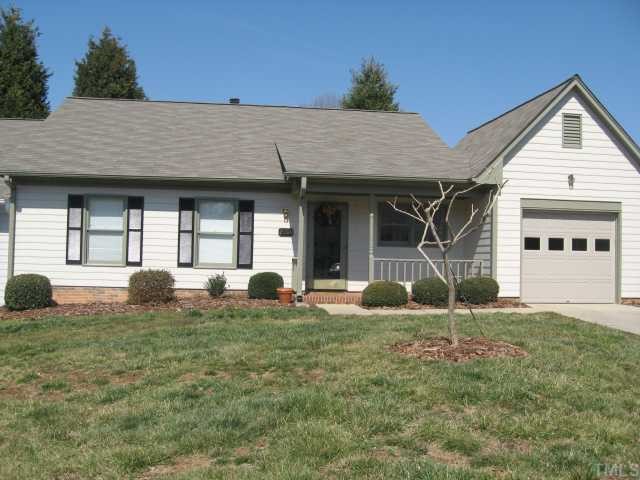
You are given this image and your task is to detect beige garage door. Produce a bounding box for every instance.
[521,210,616,303]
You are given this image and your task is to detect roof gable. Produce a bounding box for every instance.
[455,75,640,178]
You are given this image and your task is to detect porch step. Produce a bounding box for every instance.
[304,291,362,305]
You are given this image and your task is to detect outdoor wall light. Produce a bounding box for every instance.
[568,174,575,189]
[282,208,289,223]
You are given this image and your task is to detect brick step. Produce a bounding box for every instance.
[304,291,362,305]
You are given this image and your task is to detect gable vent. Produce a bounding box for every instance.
[562,113,582,148]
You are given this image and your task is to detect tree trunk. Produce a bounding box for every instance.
[443,254,458,346]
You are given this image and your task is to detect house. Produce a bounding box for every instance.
[0,74,638,304]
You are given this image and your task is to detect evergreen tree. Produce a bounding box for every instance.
[74,27,146,99]
[341,57,398,111]
[0,6,50,118]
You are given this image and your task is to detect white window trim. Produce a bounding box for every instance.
[82,195,128,267]
[193,198,238,269]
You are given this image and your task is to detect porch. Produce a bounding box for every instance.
[290,177,496,298]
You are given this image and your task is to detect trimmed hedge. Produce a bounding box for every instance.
[458,277,499,304]
[128,269,175,304]
[412,278,448,306]
[248,272,283,300]
[4,274,52,311]
[362,281,408,307]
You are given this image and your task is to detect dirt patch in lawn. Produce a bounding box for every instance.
[138,455,211,479]
[0,295,287,321]
[389,337,528,363]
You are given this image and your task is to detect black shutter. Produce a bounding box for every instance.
[178,198,195,267]
[66,195,83,264]
[126,197,144,266]
[237,200,254,269]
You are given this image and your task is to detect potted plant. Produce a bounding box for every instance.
[276,287,295,304]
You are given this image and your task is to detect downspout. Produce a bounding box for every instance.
[3,176,16,280]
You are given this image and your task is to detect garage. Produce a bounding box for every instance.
[521,209,617,303]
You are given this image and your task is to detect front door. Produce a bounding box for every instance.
[310,203,348,290]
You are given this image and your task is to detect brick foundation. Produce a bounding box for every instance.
[52,286,234,305]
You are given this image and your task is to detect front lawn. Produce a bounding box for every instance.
[0,308,638,479]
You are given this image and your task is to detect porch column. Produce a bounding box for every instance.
[368,194,375,283]
[295,177,307,299]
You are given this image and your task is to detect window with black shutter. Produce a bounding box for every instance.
[66,195,84,264]
[178,198,195,267]
[126,197,144,266]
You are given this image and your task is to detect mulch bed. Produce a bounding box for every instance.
[389,336,528,362]
[0,295,287,321]
[369,298,528,310]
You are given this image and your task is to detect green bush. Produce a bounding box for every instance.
[362,281,408,307]
[204,273,227,298]
[248,272,283,300]
[128,269,175,305]
[4,274,52,311]
[458,277,499,304]
[412,278,448,306]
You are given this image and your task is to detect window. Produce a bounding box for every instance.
[572,238,587,251]
[562,113,582,148]
[548,237,564,251]
[524,237,540,250]
[595,238,610,252]
[378,202,445,246]
[196,199,236,267]
[85,196,126,264]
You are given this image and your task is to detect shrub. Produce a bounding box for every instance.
[458,277,499,304]
[204,273,227,298]
[128,269,175,304]
[412,278,448,306]
[362,281,408,307]
[248,272,283,300]
[4,274,52,311]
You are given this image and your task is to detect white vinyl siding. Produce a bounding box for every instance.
[497,92,640,298]
[13,185,296,290]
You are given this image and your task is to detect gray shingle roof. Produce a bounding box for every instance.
[0,97,471,183]
[455,76,574,177]
[0,118,43,198]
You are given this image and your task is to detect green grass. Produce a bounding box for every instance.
[0,307,638,479]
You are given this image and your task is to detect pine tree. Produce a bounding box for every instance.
[74,27,146,99]
[341,57,399,111]
[0,6,50,118]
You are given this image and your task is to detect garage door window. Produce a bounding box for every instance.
[524,237,540,250]
[548,238,564,251]
[572,238,587,251]
[595,238,610,252]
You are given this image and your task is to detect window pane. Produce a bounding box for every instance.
[179,232,193,264]
[128,209,142,230]
[198,236,233,264]
[524,237,540,250]
[88,198,124,230]
[238,234,252,265]
[87,231,123,263]
[595,238,610,252]
[199,201,234,233]
[548,238,564,251]
[572,238,587,251]
[127,231,141,263]
[68,207,82,229]
[67,230,81,261]
[380,225,410,243]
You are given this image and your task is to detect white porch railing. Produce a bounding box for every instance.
[373,258,484,284]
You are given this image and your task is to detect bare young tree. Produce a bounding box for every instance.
[309,92,341,108]
[389,181,506,345]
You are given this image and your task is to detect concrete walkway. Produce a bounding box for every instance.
[317,303,640,335]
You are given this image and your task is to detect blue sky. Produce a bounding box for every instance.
[12,0,640,146]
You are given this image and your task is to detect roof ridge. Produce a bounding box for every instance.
[465,74,578,134]
[0,117,45,122]
[67,96,418,114]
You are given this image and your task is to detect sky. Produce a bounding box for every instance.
[11,0,640,146]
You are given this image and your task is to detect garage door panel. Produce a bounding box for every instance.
[521,210,616,303]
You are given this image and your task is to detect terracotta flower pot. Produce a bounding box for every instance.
[276,287,295,304]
